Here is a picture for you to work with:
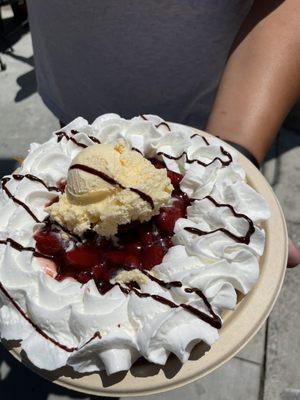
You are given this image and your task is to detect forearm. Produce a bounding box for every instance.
[206,0,300,164]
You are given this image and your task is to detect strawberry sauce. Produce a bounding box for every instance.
[34,161,190,294]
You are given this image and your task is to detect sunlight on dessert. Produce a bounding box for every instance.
[47,143,173,237]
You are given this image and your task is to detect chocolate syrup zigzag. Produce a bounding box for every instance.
[69,164,155,209]
[56,117,226,167]
[157,147,232,167]
[1,177,81,241]
[117,283,221,329]
[12,174,61,192]
[122,268,221,328]
[190,133,210,146]
[184,196,255,245]
[0,279,100,352]
[140,115,232,165]
[140,114,172,131]
[1,177,41,223]
[55,130,101,148]
[140,115,211,146]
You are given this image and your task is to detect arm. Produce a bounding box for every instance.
[206,0,300,164]
[207,0,300,268]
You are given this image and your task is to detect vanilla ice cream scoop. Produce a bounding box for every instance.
[47,143,173,237]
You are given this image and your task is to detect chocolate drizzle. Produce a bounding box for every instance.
[70,129,101,145]
[1,177,40,223]
[12,174,61,192]
[55,117,231,171]
[156,122,171,131]
[157,146,232,167]
[56,130,101,148]
[89,136,101,144]
[129,188,154,209]
[184,195,255,245]
[1,176,80,241]
[123,268,221,328]
[140,114,171,131]
[56,131,88,149]
[0,279,101,352]
[70,164,155,209]
[191,133,210,146]
[141,269,182,289]
[0,237,52,260]
[141,115,232,167]
[132,147,143,155]
[184,287,219,324]
[56,116,232,172]
[117,281,221,329]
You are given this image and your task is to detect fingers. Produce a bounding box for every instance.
[287,238,300,268]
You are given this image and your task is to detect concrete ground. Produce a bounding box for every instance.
[0,8,299,400]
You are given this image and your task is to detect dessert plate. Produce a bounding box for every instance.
[2,126,287,397]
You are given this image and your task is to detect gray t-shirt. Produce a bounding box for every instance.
[27,0,252,128]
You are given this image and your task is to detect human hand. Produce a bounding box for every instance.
[288,238,300,268]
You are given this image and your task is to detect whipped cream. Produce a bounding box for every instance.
[0,114,270,375]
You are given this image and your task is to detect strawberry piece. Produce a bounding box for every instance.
[173,199,187,214]
[97,281,114,295]
[167,170,183,188]
[124,242,142,254]
[92,262,111,281]
[77,271,92,284]
[161,236,173,249]
[156,206,185,235]
[124,254,141,269]
[142,245,166,270]
[105,251,126,266]
[64,244,100,270]
[55,273,63,281]
[57,179,67,193]
[117,221,141,235]
[140,230,154,246]
[105,251,141,269]
[173,190,191,208]
[35,231,62,255]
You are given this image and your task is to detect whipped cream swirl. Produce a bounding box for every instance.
[0,114,270,374]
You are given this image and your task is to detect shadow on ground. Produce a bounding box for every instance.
[4,51,37,101]
[0,13,29,53]
[1,11,36,101]
[15,66,37,101]
[0,346,112,400]
[0,158,18,176]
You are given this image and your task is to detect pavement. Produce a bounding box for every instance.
[0,8,299,400]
